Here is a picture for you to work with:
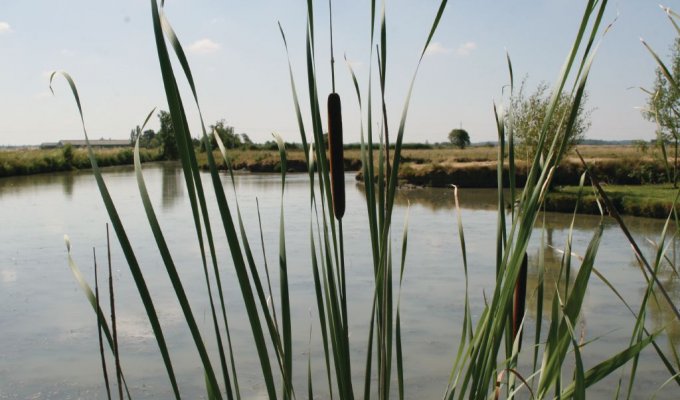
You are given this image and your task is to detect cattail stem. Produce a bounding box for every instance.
[512,252,528,349]
[376,46,391,185]
[328,92,345,219]
[94,247,112,400]
[328,0,336,93]
[106,224,123,400]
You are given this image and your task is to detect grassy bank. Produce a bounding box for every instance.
[546,184,680,219]
[393,145,668,187]
[197,148,363,172]
[0,147,162,177]
[194,144,663,180]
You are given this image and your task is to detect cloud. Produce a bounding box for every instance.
[424,42,450,56]
[456,41,477,56]
[188,38,220,54]
[0,22,12,34]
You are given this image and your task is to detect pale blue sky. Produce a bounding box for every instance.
[0,0,677,146]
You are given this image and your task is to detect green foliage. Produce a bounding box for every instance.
[157,110,179,160]
[643,38,680,186]
[131,126,158,148]
[240,133,255,149]
[209,120,241,150]
[448,128,470,149]
[643,38,680,140]
[0,147,161,177]
[547,184,680,218]
[62,143,74,167]
[510,80,591,161]
[129,125,140,144]
[634,139,649,154]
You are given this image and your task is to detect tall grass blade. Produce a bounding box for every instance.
[625,207,676,399]
[536,221,604,397]
[395,205,410,400]
[278,23,310,160]
[159,15,253,400]
[575,150,680,321]
[590,266,680,386]
[641,39,680,92]
[308,320,314,400]
[559,331,660,398]
[107,224,124,400]
[133,138,223,397]
[65,236,132,399]
[273,133,293,399]
[150,1,279,397]
[52,71,181,399]
[442,186,474,399]
[94,248,113,400]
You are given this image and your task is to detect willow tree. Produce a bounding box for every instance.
[643,38,680,187]
[510,80,590,162]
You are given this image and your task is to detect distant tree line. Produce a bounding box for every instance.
[129,111,300,160]
[130,110,505,162]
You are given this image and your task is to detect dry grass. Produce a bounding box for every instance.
[0,147,161,177]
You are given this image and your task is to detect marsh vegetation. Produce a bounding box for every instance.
[30,0,680,399]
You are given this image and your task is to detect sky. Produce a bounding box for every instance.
[0,0,678,146]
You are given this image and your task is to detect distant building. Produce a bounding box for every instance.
[40,139,131,149]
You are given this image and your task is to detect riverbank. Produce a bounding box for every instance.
[196,148,362,172]
[393,145,667,187]
[5,145,675,218]
[545,184,680,219]
[0,147,162,177]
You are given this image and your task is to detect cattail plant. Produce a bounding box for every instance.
[58,0,680,398]
[326,0,344,221]
[327,92,345,220]
[512,252,528,349]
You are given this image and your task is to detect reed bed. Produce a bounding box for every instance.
[56,0,680,399]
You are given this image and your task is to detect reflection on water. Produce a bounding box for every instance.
[646,247,680,347]
[525,230,577,321]
[2,165,680,398]
[356,183,502,211]
[62,172,75,197]
[161,163,183,210]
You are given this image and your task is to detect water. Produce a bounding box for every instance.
[1,163,678,399]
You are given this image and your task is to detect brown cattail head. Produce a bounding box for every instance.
[512,252,528,349]
[327,92,345,219]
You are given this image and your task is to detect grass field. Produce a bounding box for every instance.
[546,183,680,218]
[0,147,161,177]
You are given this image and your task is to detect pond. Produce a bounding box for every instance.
[1,162,678,398]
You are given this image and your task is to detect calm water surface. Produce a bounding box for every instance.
[1,163,679,398]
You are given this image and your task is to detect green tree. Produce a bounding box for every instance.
[209,120,241,150]
[240,133,255,149]
[157,110,179,160]
[642,38,680,186]
[141,129,157,148]
[448,128,471,149]
[62,143,74,167]
[510,80,590,161]
[130,125,141,145]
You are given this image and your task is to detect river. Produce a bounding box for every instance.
[1,162,678,398]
